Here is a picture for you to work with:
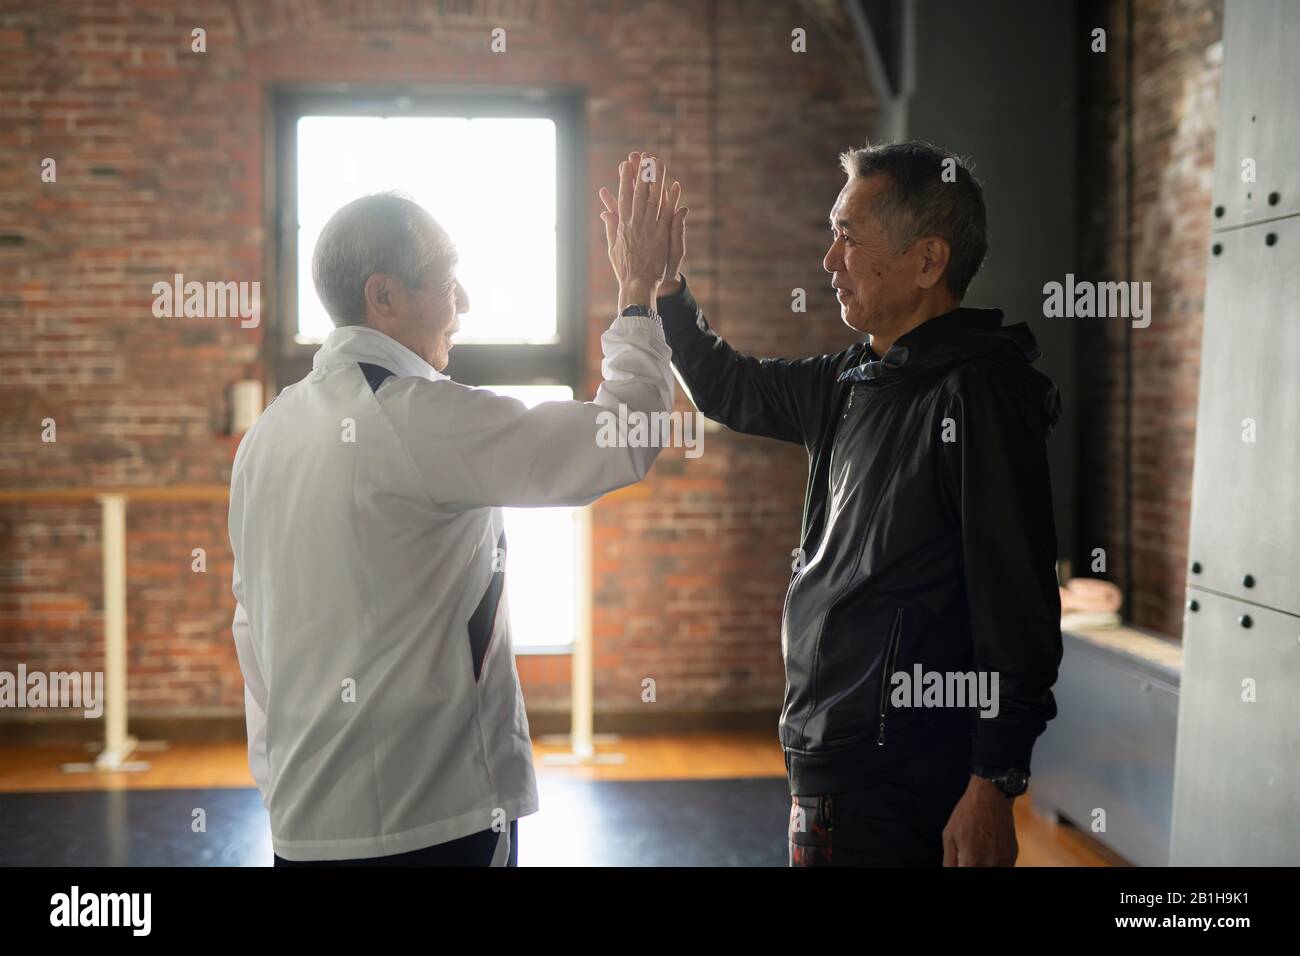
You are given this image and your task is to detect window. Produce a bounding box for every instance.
[273,88,586,652]
[294,116,558,345]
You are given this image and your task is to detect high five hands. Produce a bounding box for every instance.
[598,151,688,312]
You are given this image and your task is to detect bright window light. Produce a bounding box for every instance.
[296,115,557,345]
[483,384,579,651]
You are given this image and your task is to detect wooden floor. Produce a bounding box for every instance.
[0,733,1125,866]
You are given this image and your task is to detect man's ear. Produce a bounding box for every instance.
[915,236,952,291]
[363,273,398,320]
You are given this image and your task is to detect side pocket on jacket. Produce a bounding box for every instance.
[875,607,905,747]
[467,530,506,682]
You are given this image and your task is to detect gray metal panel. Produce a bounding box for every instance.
[1032,633,1179,867]
[1171,592,1300,864]
[1185,215,1300,615]
[1211,0,1300,227]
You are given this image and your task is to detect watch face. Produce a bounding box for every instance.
[1001,769,1029,795]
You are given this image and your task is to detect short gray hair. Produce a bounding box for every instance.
[838,141,988,299]
[311,192,456,327]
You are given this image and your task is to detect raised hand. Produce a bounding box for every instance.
[598,151,686,311]
[661,179,687,294]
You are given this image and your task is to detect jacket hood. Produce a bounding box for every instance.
[839,307,1062,433]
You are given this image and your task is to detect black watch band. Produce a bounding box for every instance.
[972,766,1029,798]
[619,304,652,318]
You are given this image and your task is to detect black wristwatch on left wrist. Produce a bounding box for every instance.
[972,766,1029,798]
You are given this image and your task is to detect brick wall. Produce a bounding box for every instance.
[1077,0,1223,640]
[0,0,876,727]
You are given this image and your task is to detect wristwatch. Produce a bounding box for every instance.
[619,304,654,318]
[972,766,1029,798]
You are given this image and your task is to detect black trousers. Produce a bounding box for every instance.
[274,819,518,867]
[788,734,972,866]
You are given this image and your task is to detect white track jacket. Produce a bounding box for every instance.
[228,316,673,861]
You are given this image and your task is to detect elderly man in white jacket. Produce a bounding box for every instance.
[228,152,684,866]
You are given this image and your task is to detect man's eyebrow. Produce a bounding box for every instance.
[830,216,853,231]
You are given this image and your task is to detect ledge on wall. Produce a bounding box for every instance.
[0,708,783,746]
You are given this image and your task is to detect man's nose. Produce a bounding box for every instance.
[823,239,841,274]
[455,279,470,314]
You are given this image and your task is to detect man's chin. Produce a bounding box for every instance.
[840,308,871,336]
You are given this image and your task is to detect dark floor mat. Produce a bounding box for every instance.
[0,775,791,867]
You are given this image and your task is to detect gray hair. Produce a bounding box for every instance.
[311,192,456,327]
[838,141,988,299]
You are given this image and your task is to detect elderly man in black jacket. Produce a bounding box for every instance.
[600,141,1063,866]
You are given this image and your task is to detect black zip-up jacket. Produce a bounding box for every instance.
[658,278,1064,795]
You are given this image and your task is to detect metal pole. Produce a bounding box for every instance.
[570,505,595,759]
[541,504,623,766]
[69,493,146,772]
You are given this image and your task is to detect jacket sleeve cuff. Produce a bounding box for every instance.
[656,275,700,330]
[610,311,668,345]
[971,720,1040,773]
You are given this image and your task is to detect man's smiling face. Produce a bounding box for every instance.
[374,225,469,372]
[822,174,925,338]
[404,249,469,372]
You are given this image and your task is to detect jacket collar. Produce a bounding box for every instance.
[838,307,1005,383]
[311,325,447,382]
